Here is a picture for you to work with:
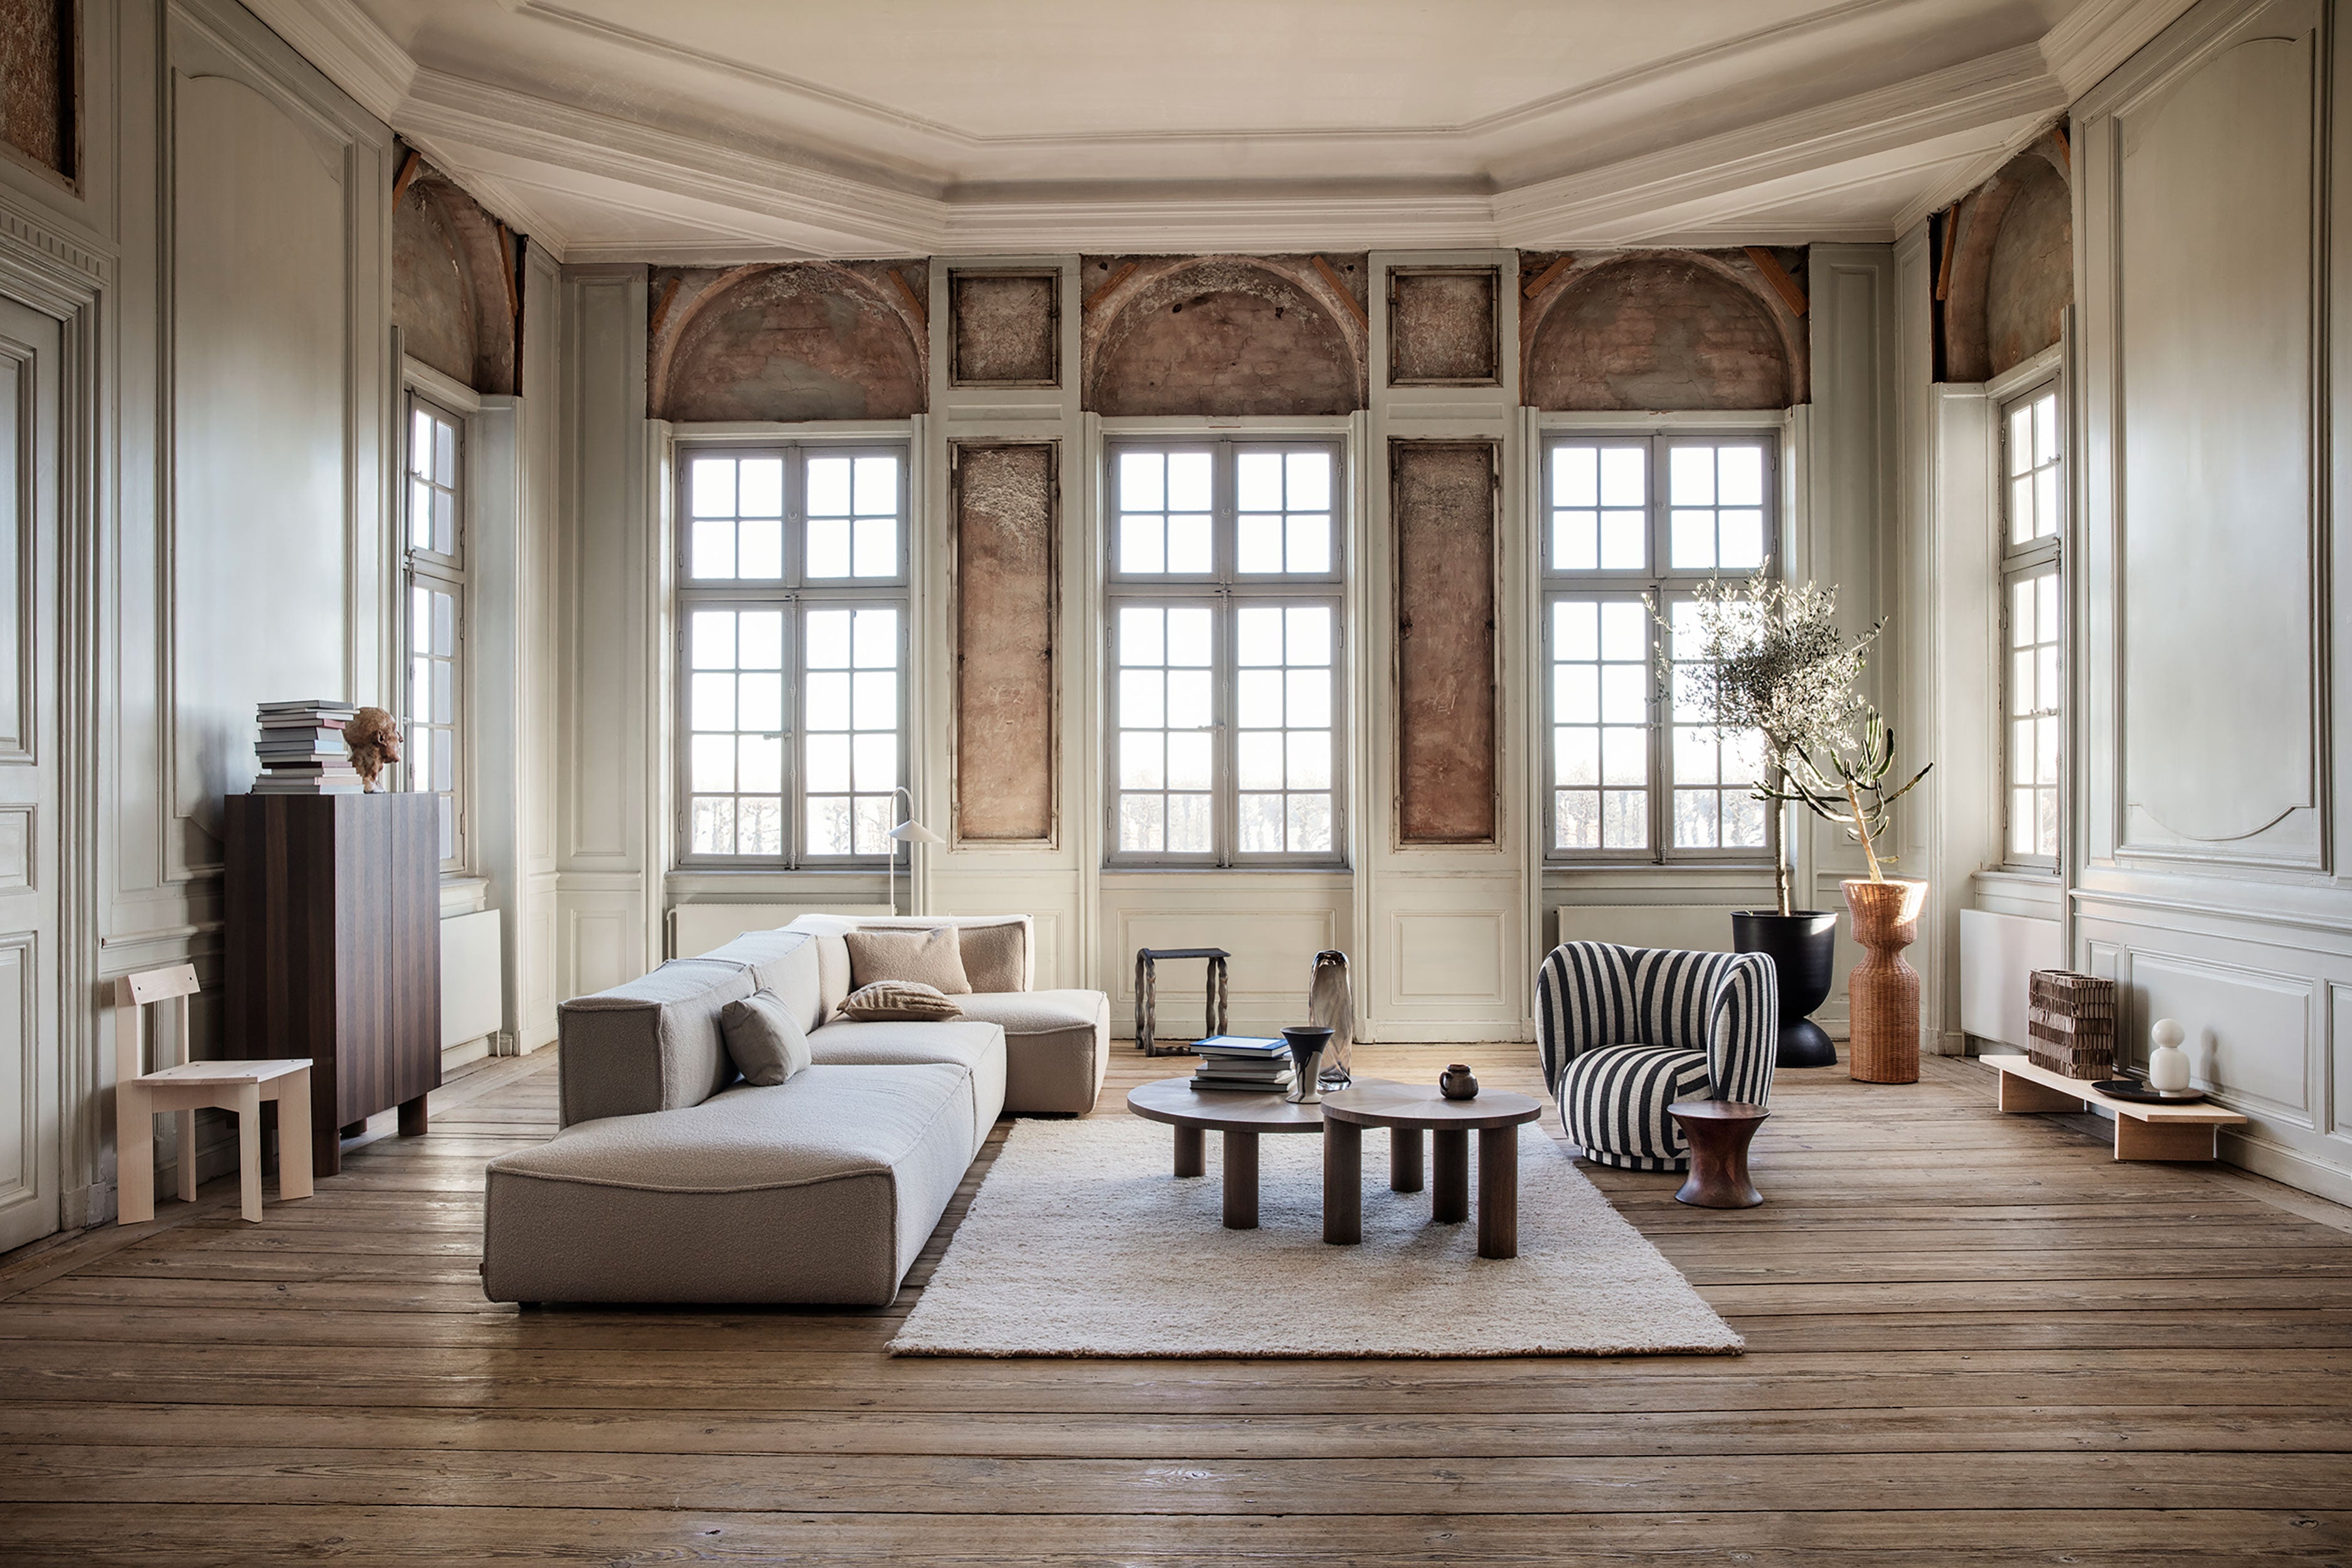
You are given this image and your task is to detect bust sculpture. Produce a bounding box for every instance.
[343,706,403,792]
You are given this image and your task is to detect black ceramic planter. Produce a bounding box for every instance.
[1732,911,1842,1068]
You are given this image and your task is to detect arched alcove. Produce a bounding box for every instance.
[652,262,927,423]
[1524,253,1797,411]
[1945,142,2073,381]
[390,168,518,393]
[1083,256,1365,416]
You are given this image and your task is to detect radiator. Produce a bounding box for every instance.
[668,903,892,960]
[1959,908,2062,1049]
[441,908,503,1051]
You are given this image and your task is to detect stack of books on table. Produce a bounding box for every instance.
[1189,1036,1295,1093]
[252,700,362,794]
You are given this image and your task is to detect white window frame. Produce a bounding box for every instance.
[1104,437,1348,868]
[400,386,470,873]
[1540,428,1782,866]
[673,441,912,870]
[1998,376,2064,871]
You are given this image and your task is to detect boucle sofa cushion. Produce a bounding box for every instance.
[846,926,971,993]
[953,990,1109,1115]
[695,928,826,1035]
[841,980,964,1021]
[805,1019,1008,1158]
[719,989,811,1086]
[953,921,1026,993]
[481,1064,975,1305]
[557,958,753,1126]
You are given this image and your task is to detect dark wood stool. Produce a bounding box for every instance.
[1668,1099,1770,1209]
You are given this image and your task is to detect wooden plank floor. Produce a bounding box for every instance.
[4,1041,2351,1565]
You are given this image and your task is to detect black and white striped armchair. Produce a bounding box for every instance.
[1536,943,1779,1171]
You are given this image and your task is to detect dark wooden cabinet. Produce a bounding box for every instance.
[224,791,441,1176]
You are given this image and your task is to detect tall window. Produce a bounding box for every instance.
[1543,433,1775,861]
[2001,384,2063,864]
[403,396,466,869]
[677,445,907,866]
[1107,441,1343,865]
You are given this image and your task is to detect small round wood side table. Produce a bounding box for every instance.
[1319,1082,1543,1259]
[1667,1099,1770,1209]
[1125,1078,1324,1229]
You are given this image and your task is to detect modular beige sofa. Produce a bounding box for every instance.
[481,915,1107,1306]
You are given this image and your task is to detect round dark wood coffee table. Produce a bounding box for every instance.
[1667,1099,1770,1208]
[1319,1081,1543,1258]
[1125,1077,1325,1229]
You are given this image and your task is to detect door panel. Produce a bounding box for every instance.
[0,296,60,1253]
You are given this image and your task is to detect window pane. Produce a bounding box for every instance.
[853,517,895,577]
[1553,445,1596,507]
[854,455,897,517]
[691,457,736,517]
[806,457,851,516]
[807,517,852,578]
[738,457,784,516]
[1237,607,1283,666]
[740,612,784,669]
[1167,514,1212,574]
[805,611,851,669]
[738,517,783,579]
[1121,514,1165,575]
[1166,732,1212,791]
[1168,451,1211,512]
[1237,517,1282,573]
[1167,793,1212,854]
[1238,451,1283,511]
[1285,514,1329,574]
[1120,606,1163,666]
[1168,608,1212,665]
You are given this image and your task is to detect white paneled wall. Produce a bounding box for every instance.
[2060,0,2352,1202]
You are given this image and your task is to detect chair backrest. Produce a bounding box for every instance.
[1536,941,1775,1100]
[114,963,199,1084]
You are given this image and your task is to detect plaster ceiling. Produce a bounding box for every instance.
[247,0,2196,260]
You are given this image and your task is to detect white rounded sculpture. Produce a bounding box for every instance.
[2147,1017,2191,1093]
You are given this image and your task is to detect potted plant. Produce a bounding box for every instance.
[1663,576,1929,1072]
[1765,711,1932,1083]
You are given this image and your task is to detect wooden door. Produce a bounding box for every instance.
[0,295,61,1252]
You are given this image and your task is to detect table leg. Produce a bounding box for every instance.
[1222,1130,1259,1229]
[1477,1124,1519,1259]
[1324,1119,1362,1245]
[1432,1128,1469,1223]
[1173,1123,1205,1178]
[1390,1126,1423,1192]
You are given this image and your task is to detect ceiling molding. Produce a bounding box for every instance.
[237,0,2202,261]
[1493,46,2063,244]
[2040,0,2200,98]
[238,0,415,125]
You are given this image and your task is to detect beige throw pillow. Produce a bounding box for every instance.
[839,980,965,1022]
[719,988,811,1086]
[845,926,971,994]
[957,921,1026,993]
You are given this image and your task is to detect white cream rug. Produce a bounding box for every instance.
[890,1113,1740,1358]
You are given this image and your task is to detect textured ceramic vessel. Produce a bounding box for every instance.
[1843,877,1929,1084]
[1438,1063,1479,1099]
[1731,911,1842,1068]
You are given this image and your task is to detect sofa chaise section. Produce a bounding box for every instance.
[482,1063,975,1306]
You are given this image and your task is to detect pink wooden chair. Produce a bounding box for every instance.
[114,964,313,1224]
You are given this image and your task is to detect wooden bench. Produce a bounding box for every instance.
[1984,1053,2247,1161]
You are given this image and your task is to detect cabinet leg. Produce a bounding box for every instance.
[1324,1120,1363,1245]
[398,1095,429,1138]
[1432,1129,1469,1223]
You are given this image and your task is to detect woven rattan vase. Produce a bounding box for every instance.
[1842,877,1929,1084]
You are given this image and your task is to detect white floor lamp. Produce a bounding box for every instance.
[887,785,943,916]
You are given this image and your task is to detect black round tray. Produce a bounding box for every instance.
[2091,1078,2206,1105]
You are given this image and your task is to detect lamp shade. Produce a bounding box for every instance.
[889,818,944,845]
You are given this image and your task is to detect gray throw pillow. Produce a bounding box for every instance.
[719,988,811,1086]
[844,926,972,994]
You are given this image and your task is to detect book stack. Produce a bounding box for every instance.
[1189,1035,1295,1093]
[252,700,362,794]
